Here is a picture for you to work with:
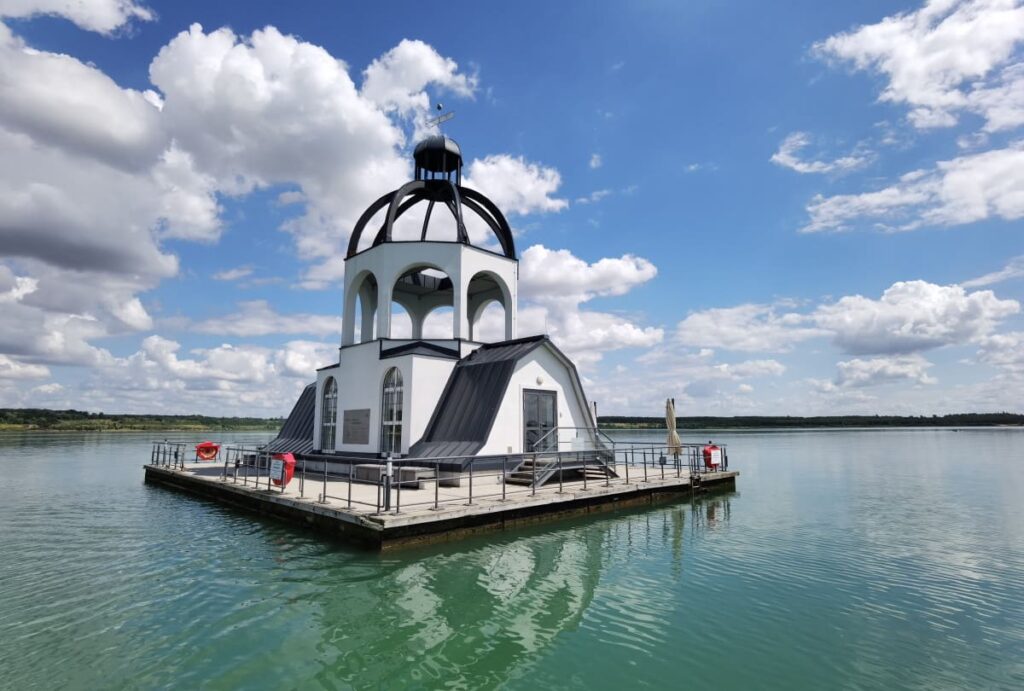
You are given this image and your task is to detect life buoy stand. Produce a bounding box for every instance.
[702,444,722,470]
[195,441,220,461]
[271,453,296,487]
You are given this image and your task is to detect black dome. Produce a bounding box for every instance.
[346,138,515,260]
[413,135,462,174]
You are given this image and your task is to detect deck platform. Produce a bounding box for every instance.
[144,460,738,550]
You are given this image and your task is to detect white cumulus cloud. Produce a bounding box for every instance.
[361,38,477,117]
[802,142,1024,232]
[771,132,873,174]
[519,245,657,304]
[464,155,569,215]
[191,300,342,338]
[962,255,1024,287]
[834,354,937,387]
[676,303,826,352]
[813,0,1024,131]
[814,280,1019,355]
[0,0,153,34]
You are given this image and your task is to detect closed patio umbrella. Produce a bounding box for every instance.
[666,398,682,459]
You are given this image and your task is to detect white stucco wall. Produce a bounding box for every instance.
[478,344,595,456]
[314,342,456,456]
[407,356,456,447]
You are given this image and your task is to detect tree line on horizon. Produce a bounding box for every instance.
[598,413,1024,428]
[2,407,1021,432]
[0,408,284,431]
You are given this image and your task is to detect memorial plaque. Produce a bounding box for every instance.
[342,408,371,444]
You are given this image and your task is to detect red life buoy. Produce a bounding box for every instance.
[195,441,220,461]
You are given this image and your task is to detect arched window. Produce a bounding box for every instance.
[380,367,403,455]
[321,377,338,451]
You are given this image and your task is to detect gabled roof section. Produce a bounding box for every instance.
[409,335,548,458]
[380,340,460,360]
[263,382,316,455]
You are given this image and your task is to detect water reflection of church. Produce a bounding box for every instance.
[305,496,732,688]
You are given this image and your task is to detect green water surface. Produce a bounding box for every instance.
[0,429,1021,689]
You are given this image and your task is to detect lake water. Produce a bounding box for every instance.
[0,428,1021,689]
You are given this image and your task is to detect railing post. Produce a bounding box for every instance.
[532,453,537,496]
[501,457,507,501]
[643,449,648,483]
[300,458,305,499]
[467,458,473,506]
[395,467,401,514]
[320,459,328,503]
[624,449,629,484]
[434,462,440,510]
[558,455,563,494]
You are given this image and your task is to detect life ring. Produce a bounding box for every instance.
[195,442,220,461]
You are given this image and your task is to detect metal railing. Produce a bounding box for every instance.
[150,438,730,516]
[531,426,617,453]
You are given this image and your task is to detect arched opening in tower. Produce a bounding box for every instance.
[349,271,378,343]
[390,265,455,340]
[467,271,512,342]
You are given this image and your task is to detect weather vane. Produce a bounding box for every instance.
[425,103,454,131]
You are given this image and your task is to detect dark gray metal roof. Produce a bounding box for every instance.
[263,382,316,454]
[409,336,547,458]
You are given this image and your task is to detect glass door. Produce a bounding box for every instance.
[524,390,557,452]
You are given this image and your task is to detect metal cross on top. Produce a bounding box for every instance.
[425,103,455,130]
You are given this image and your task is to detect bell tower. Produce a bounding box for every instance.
[340,135,518,348]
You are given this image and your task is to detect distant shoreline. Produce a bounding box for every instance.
[0,408,283,433]
[0,425,279,432]
[2,408,1020,433]
[599,413,1024,429]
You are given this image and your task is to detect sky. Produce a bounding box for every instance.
[0,0,1022,417]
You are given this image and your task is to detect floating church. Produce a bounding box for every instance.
[266,135,599,468]
[146,133,737,547]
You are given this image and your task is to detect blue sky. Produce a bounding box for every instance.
[0,0,1022,416]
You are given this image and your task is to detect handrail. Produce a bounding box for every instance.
[531,425,615,452]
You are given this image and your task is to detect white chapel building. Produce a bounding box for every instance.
[266,136,598,466]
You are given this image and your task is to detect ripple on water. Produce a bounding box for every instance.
[1,430,1023,689]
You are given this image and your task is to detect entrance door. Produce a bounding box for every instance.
[524,390,557,452]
